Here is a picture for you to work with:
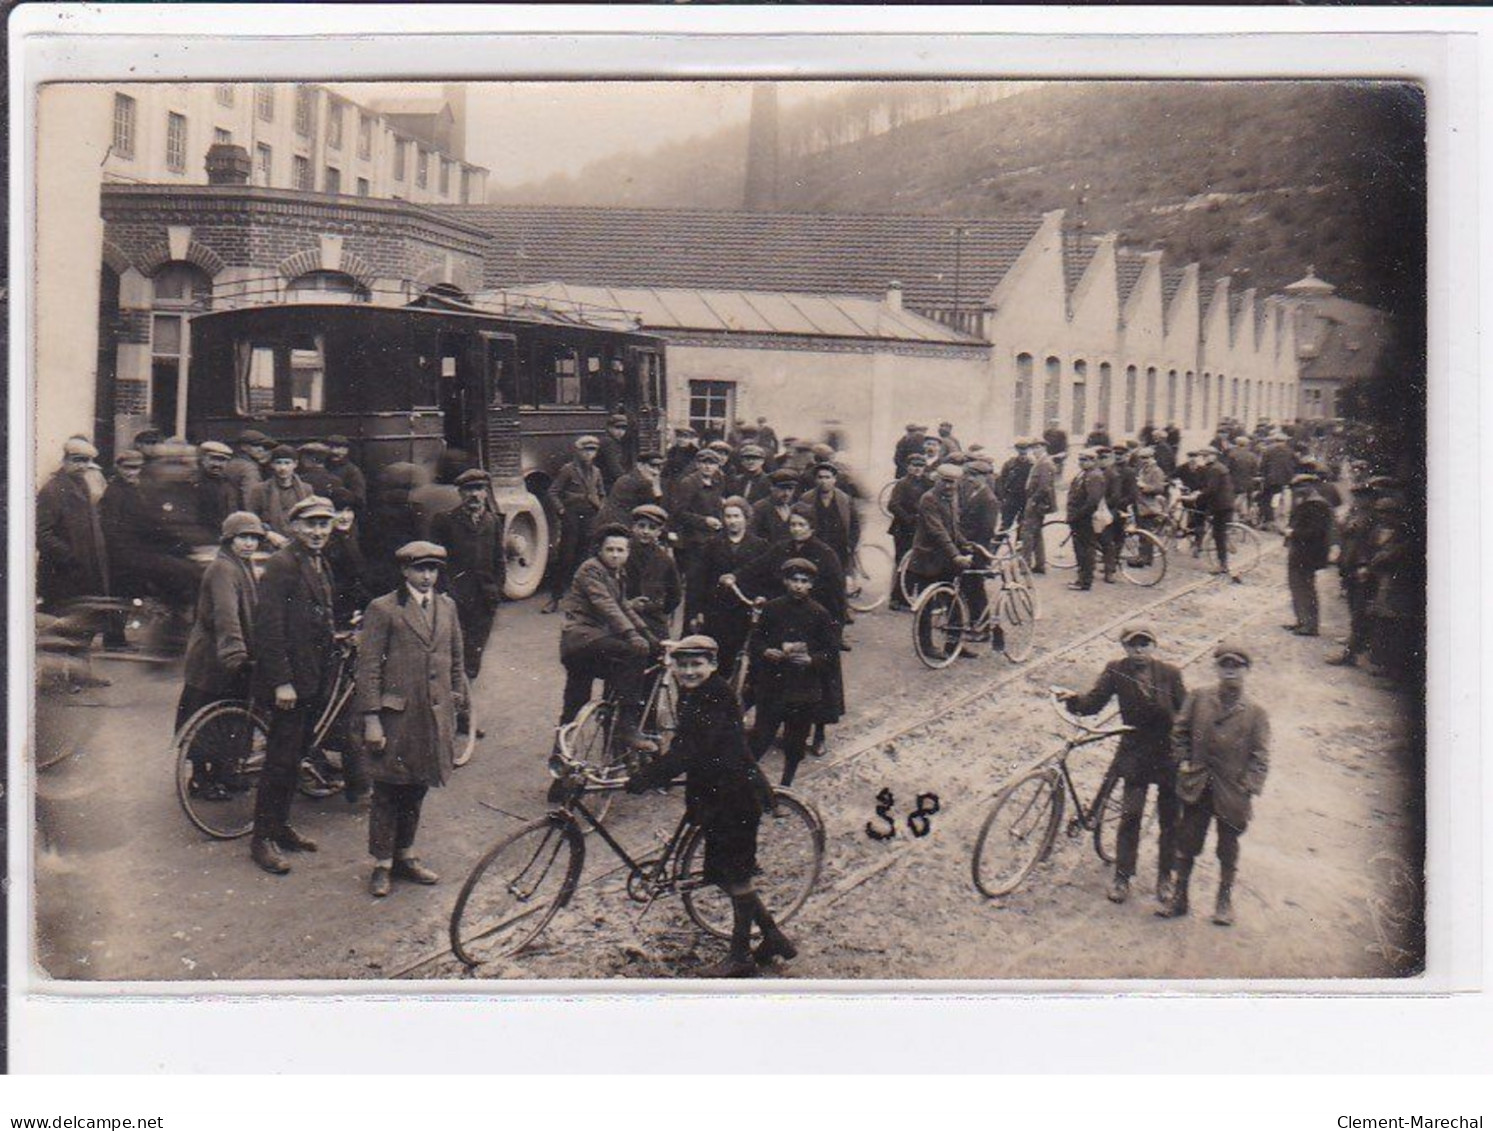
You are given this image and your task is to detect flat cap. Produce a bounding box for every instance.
[269,445,299,462]
[671,634,719,659]
[769,468,800,486]
[220,511,268,542]
[455,468,491,487]
[707,440,734,455]
[935,463,965,481]
[1366,475,1400,491]
[1214,641,1252,666]
[114,449,145,467]
[945,451,970,466]
[64,437,99,459]
[738,444,766,459]
[811,460,840,476]
[780,557,819,579]
[287,495,336,522]
[1027,437,1048,448]
[696,448,725,466]
[1119,623,1157,645]
[574,435,601,451]
[967,457,994,474]
[905,453,929,467]
[630,503,669,525]
[199,440,233,458]
[607,414,630,427]
[811,443,835,459]
[1136,446,1156,458]
[593,522,632,543]
[674,426,699,439]
[637,450,665,465]
[396,540,447,567]
[298,441,331,457]
[1291,473,1318,487]
[906,422,927,432]
[236,429,273,446]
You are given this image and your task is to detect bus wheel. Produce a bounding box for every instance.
[502,495,550,600]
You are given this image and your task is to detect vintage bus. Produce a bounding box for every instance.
[185,296,667,597]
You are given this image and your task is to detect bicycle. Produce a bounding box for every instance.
[910,544,1037,668]
[1039,514,1167,587]
[845,542,896,613]
[876,479,897,519]
[449,748,825,967]
[172,614,481,839]
[971,689,1134,898]
[1153,493,1262,577]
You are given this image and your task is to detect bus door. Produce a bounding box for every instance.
[479,332,520,476]
[436,330,497,463]
[627,346,666,450]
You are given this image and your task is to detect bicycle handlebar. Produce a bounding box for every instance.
[1048,688,1132,737]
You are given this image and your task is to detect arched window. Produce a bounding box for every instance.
[1043,356,1062,430]
[1013,353,1034,436]
[1230,376,1239,418]
[286,269,370,304]
[1184,371,1196,429]
[422,282,471,304]
[1097,363,1113,434]
[1071,360,1088,434]
[1166,369,1178,425]
[1123,365,1138,435]
[1242,378,1252,423]
[151,261,214,437]
[1202,372,1212,425]
[1143,366,1158,429]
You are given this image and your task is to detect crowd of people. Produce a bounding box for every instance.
[33,403,1424,975]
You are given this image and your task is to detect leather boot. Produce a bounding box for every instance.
[1156,871,1176,907]
[698,895,758,978]
[1155,861,1191,918]
[1107,872,1130,904]
[251,837,290,876]
[1212,868,1236,927]
[750,895,798,964]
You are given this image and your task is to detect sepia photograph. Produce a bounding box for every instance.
[24,70,1429,989]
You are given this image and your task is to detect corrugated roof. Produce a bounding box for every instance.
[442,204,1045,311]
[482,282,984,346]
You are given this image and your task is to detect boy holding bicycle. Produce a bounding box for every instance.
[626,635,791,978]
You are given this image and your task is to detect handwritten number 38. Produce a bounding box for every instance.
[865,789,941,841]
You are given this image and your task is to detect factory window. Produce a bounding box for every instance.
[416,149,429,189]
[112,94,136,160]
[1070,360,1088,435]
[286,270,369,305]
[356,177,370,197]
[215,85,235,107]
[294,86,315,137]
[165,112,188,173]
[292,155,312,191]
[1096,362,1112,433]
[1042,356,1061,430]
[1013,353,1034,437]
[327,101,343,150]
[324,166,341,196]
[1184,371,1195,429]
[255,84,275,122]
[688,380,735,440]
[150,262,213,436]
[214,127,232,147]
[1123,365,1138,434]
[357,113,372,160]
[255,143,273,186]
[1166,369,1178,424]
[1143,366,1157,429]
[393,140,406,181]
[440,158,451,196]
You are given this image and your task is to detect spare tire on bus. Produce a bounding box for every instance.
[495,489,550,600]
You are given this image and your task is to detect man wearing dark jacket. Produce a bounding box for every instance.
[1065,625,1188,905]
[1258,435,1296,529]
[893,424,929,478]
[998,438,1031,533]
[1099,448,1135,584]
[625,636,789,978]
[249,495,339,876]
[1195,448,1238,578]
[751,469,800,546]
[1283,475,1336,637]
[1066,449,1106,591]
[545,435,607,611]
[668,447,728,581]
[37,438,110,612]
[101,447,201,611]
[886,454,931,609]
[624,504,682,641]
[430,469,506,684]
[192,441,240,546]
[596,414,634,492]
[1042,419,1069,477]
[792,462,859,574]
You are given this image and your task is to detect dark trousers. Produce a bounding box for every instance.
[368,781,428,860]
[453,596,495,681]
[750,702,813,788]
[1288,559,1320,632]
[252,697,323,841]
[560,635,649,731]
[1115,775,1180,880]
[1344,575,1370,656]
[1000,498,1026,535]
[1101,515,1126,578]
[890,530,914,604]
[1174,786,1242,872]
[550,508,598,601]
[1019,504,1047,571]
[1071,521,1098,587]
[1260,483,1284,526]
[1134,513,1162,565]
[1209,509,1232,571]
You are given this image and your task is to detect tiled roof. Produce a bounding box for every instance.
[1115,252,1147,306]
[1062,233,1099,296]
[441,205,1045,311]
[477,282,985,346]
[1296,295,1393,380]
[1161,267,1187,307]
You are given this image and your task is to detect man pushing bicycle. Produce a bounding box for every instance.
[626,634,796,978]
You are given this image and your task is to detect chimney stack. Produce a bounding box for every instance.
[205,143,252,186]
[743,84,781,211]
[885,280,903,311]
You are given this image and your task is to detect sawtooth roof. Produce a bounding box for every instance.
[441,204,1046,311]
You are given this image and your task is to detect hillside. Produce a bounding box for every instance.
[491,81,1425,313]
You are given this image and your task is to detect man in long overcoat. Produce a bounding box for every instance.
[886,453,931,608]
[1065,625,1188,905]
[1283,474,1336,636]
[356,541,469,898]
[37,438,110,611]
[1020,439,1058,573]
[1158,642,1271,926]
[430,468,506,682]
[1065,449,1106,591]
[249,495,339,876]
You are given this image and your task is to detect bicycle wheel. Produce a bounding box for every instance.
[971,769,1063,898]
[1225,522,1262,576]
[174,701,267,840]
[1041,518,1077,570]
[997,584,1037,664]
[846,543,894,613]
[455,703,480,768]
[562,701,618,826]
[1119,528,1168,588]
[1091,765,1125,865]
[895,550,916,607]
[682,790,825,940]
[876,480,896,518]
[1007,552,1041,620]
[449,815,585,967]
[911,584,967,670]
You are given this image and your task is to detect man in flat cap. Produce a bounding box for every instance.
[1020,438,1058,574]
[355,541,468,897]
[226,430,273,511]
[793,461,859,577]
[600,449,666,529]
[668,445,728,582]
[751,468,801,546]
[625,503,682,642]
[597,414,634,492]
[1194,447,1239,580]
[430,468,506,686]
[728,444,772,507]
[1258,431,1297,531]
[886,452,932,609]
[1282,473,1336,637]
[908,463,982,644]
[1160,642,1271,926]
[100,442,202,615]
[248,445,313,540]
[1065,449,1107,591]
[297,441,341,499]
[325,435,368,515]
[662,426,701,487]
[1064,625,1188,905]
[1326,481,1378,668]
[625,634,789,978]
[249,495,339,876]
[37,437,110,614]
[545,435,607,612]
[892,423,928,479]
[999,439,1031,536]
[193,441,239,544]
[753,416,780,460]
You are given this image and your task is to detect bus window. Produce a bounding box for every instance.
[289,336,326,411]
[485,334,518,406]
[236,343,276,414]
[581,352,609,407]
[233,335,324,413]
[553,349,580,406]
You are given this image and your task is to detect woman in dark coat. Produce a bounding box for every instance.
[690,497,767,683]
[626,636,791,978]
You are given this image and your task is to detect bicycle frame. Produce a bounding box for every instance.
[561,784,707,905]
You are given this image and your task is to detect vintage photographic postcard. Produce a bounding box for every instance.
[8,15,1478,1077]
